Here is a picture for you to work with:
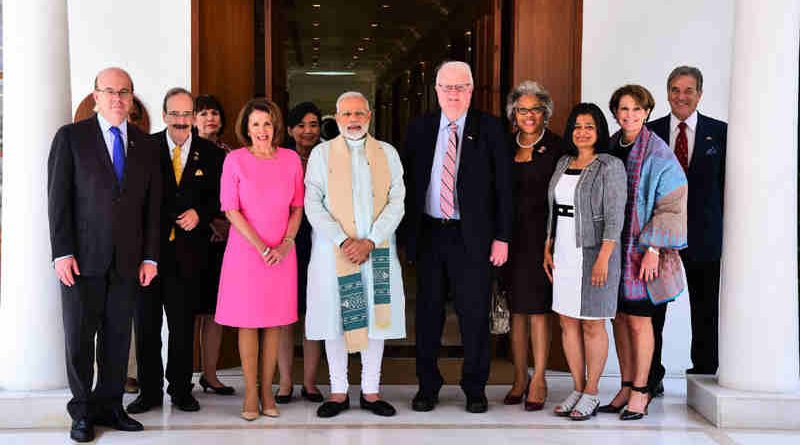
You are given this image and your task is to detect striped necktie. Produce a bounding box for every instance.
[440,122,458,219]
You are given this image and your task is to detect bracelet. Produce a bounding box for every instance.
[261,246,271,257]
[283,236,295,245]
[647,246,660,256]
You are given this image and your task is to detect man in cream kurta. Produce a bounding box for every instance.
[305,91,405,418]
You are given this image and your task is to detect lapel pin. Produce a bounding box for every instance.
[466,135,474,141]
[195,169,204,176]
[705,136,713,140]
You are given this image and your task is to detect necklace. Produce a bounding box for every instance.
[516,131,544,149]
[619,136,636,148]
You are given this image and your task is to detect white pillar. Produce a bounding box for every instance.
[0,0,71,390]
[718,0,800,393]
[688,0,800,429]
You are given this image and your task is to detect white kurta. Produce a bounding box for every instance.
[304,137,406,340]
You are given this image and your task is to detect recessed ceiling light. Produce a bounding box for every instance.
[306,71,357,76]
[362,37,372,41]
[357,46,365,51]
[313,47,319,51]
[382,4,391,8]
[312,21,320,27]
[312,4,321,8]
[370,22,379,28]
[465,31,472,36]
[352,55,359,59]
[312,37,320,41]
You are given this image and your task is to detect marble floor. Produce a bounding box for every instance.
[1,374,798,444]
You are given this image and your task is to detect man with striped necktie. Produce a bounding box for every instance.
[403,61,513,414]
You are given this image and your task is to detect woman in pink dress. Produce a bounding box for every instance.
[215,98,304,420]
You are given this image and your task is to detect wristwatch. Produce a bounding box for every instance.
[647,246,660,256]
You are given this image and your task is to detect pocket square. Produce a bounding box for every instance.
[195,169,204,176]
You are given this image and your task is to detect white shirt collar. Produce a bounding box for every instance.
[439,111,467,131]
[670,110,698,132]
[97,113,128,136]
[166,131,192,151]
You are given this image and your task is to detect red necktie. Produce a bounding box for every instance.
[675,122,689,173]
[440,122,458,219]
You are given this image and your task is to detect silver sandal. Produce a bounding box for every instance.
[554,390,583,417]
[569,393,600,421]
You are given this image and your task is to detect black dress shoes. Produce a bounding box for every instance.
[171,393,201,411]
[94,408,144,431]
[411,390,439,412]
[125,395,163,414]
[317,396,350,418]
[465,393,488,413]
[70,418,94,443]
[360,393,397,417]
[302,386,325,403]
[686,367,717,375]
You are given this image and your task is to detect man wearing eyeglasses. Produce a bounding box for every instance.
[48,67,162,442]
[403,61,513,414]
[127,88,224,415]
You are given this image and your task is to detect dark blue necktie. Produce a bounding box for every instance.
[110,126,125,182]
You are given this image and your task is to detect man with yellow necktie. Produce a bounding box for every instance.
[128,88,225,414]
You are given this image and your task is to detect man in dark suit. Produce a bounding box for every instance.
[647,66,727,396]
[48,67,162,442]
[126,88,224,414]
[404,61,513,413]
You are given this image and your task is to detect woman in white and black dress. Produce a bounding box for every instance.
[544,103,627,420]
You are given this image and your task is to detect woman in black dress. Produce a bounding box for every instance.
[501,81,565,410]
[193,94,234,395]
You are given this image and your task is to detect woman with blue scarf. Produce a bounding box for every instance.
[599,85,688,421]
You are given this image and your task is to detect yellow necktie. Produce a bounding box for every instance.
[169,145,183,241]
[172,145,183,184]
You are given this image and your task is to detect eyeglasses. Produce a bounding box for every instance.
[516,106,547,116]
[166,111,194,119]
[338,110,369,119]
[95,88,133,99]
[437,83,472,93]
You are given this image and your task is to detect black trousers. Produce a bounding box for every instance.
[134,260,198,400]
[61,269,137,420]
[648,259,721,387]
[415,220,491,397]
[648,302,668,389]
[686,260,720,373]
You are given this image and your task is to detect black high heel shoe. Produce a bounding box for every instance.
[598,380,632,413]
[275,385,294,404]
[620,385,650,421]
[199,375,235,395]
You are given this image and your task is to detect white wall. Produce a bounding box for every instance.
[67,0,192,133]
[582,0,735,376]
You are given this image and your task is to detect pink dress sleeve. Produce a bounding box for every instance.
[220,152,240,212]
[291,152,304,207]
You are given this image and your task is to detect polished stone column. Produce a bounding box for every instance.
[0,0,71,390]
[687,0,800,428]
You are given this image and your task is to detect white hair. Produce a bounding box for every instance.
[335,91,370,112]
[435,61,474,86]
